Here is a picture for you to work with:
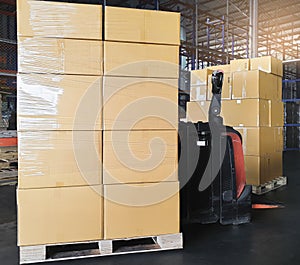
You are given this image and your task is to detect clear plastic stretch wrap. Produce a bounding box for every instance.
[18,130,102,189]
[17,0,102,39]
[17,74,102,131]
[18,37,103,75]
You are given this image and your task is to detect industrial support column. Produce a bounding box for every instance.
[249,0,258,58]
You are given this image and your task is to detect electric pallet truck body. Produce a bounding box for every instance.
[179,71,252,225]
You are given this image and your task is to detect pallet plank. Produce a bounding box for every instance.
[252,176,287,195]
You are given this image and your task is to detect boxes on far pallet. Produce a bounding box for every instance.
[207,72,231,100]
[244,155,270,186]
[17,185,103,246]
[270,152,283,180]
[103,130,178,184]
[105,6,180,45]
[18,131,102,189]
[190,85,207,101]
[235,127,283,156]
[271,100,284,127]
[17,0,102,39]
[104,41,179,78]
[103,182,180,239]
[17,74,102,131]
[187,99,271,127]
[18,37,103,75]
[230,59,250,72]
[190,69,213,86]
[250,56,283,77]
[103,76,178,130]
[232,70,280,100]
[208,64,231,73]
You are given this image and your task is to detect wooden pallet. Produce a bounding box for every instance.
[252,176,287,195]
[19,233,183,264]
[0,168,18,186]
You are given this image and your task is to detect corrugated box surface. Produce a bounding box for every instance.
[104,182,180,239]
[18,37,103,75]
[230,59,249,72]
[232,70,279,100]
[235,127,283,156]
[207,72,231,100]
[17,74,102,131]
[208,64,231,72]
[250,56,283,77]
[104,41,179,78]
[271,101,284,126]
[18,131,102,189]
[103,130,178,184]
[190,85,207,101]
[17,0,102,39]
[17,185,103,246]
[190,69,213,86]
[103,76,178,130]
[187,99,270,127]
[105,6,180,45]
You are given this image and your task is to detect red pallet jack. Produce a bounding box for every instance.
[179,70,282,226]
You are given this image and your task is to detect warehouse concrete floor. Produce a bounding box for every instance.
[1,151,300,265]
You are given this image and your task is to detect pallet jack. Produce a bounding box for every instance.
[179,70,252,225]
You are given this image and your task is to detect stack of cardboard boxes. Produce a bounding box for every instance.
[17,0,180,247]
[102,6,180,239]
[187,56,283,186]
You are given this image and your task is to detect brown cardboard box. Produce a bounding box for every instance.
[235,127,283,156]
[244,155,270,186]
[17,185,103,246]
[186,101,210,123]
[104,41,179,78]
[187,99,270,127]
[232,70,279,100]
[230,59,250,72]
[207,72,231,100]
[103,76,178,130]
[208,64,231,72]
[18,131,102,189]
[277,76,283,99]
[103,130,177,184]
[190,69,213,86]
[271,100,284,126]
[105,6,180,45]
[250,56,283,77]
[190,85,207,101]
[17,0,102,39]
[270,152,283,180]
[104,182,180,239]
[17,74,102,131]
[18,37,103,75]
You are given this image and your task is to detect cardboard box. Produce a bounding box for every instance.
[270,152,283,180]
[186,101,210,123]
[207,72,231,100]
[232,70,279,100]
[250,56,283,77]
[230,59,250,72]
[187,99,271,127]
[17,74,102,131]
[208,64,231,72]
[271,100,284,126]
[190,85,207,101]
[277,76,283,100]
[235,127,283,156]
[17,0,102,39]
[18,37,103,75]
[190,69,213,86]
[103,130,178,184]
[105,6,180,45]
[17,186,103,246]
[244,155,270,186]
[104,182,180,239]
[103,76,178,130]
[104,41,179,78]
[18,131,102,189]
